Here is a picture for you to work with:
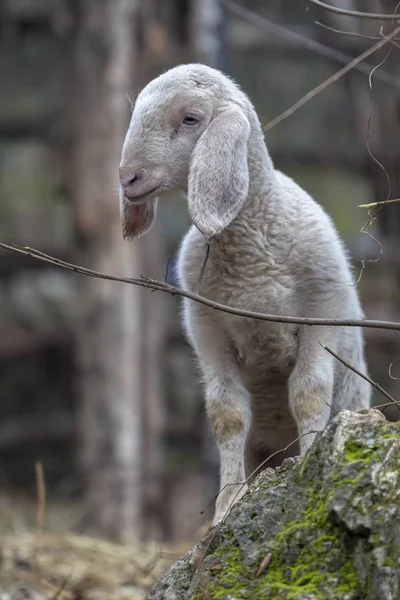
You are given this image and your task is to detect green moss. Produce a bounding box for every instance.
[344,440,376,463]
[193,545,250,599]
[261,483,361,599]
[383,557,397,568]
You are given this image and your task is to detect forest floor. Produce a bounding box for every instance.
[0,495,195,600]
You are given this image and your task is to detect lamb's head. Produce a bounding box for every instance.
[119,63,252,241]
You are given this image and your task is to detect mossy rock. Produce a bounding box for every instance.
[147,409,400,600]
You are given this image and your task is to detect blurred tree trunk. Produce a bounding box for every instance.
[190,0,229,72]
[134,0,168,540]
[71,0,144,540]
[189,0,228,514]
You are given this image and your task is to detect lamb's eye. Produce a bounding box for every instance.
[182,115,199,125]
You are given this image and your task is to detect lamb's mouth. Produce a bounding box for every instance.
[124,185,160,204]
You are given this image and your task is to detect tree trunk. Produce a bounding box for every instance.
[190,0,229,72]
[189,0,228,515]
[133,0,168,540]
[71,0,144,540]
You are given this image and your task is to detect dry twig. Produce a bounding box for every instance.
[358,198,400,209]
[1,242,400,332]
[34,461,46,556]
[223,0,400,89]
[307,0,400,21]
[263,24,400,132]
[322,345,400,412]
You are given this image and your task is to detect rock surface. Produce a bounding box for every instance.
[146,409,400,600]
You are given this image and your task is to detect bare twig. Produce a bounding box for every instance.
[223,0,400,88]
[311,17,391,41]
[322,344,400,412]
[354,4,400,284]
[33,461,47,590]
[263,24,400,132]
[372,400,400,412]
[50,577,71,600]
[389,332,400,381]
[307,0,400,21]
[389,357,400,381]
[2,242,400,332]
[35,461,46,553]
[358,198,400,209]
[196,242,210,294]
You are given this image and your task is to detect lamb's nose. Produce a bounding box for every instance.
[119,167,138,188]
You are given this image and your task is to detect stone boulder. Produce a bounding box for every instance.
[147,409,400,600]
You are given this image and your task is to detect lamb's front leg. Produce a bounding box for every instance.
[182,302,251,526]
[206,371,252,526]
[288,325,336,455]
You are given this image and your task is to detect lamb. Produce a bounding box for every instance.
[118,63,371,527]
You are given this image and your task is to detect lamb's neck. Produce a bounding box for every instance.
[246,115,277,205]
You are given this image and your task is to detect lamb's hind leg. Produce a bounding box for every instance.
[288,325,336,455]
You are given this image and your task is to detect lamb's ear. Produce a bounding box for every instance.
[119,193,158,241]
[188,104,250,239]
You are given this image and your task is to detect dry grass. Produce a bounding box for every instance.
[0,530,192,600]
[0,494,197,600]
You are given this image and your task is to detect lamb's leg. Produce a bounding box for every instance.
[288,325,336,455]
[207,371,252,525]
[182,302,251,526]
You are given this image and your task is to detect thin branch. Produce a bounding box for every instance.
[33,461,46,587]
[389,332,400,381]
[1,241,400,332]
[312,17,386,41]
[223,0,400,89]
[358,198,400,209]
[263,24,400,132]
[389,357,400,381]
[35,461,46,551]
[0,242,397,332]
[373,400,400,412]
[196,242,210,294]
[322,344,400,412]
[355,1,400,283]
[307,0,400,21]
[50,576,71,600]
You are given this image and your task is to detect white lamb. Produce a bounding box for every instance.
[118,63,371,526]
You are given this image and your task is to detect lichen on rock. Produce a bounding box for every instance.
[146,409,400,600]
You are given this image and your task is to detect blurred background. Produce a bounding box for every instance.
[0,0,399,552]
